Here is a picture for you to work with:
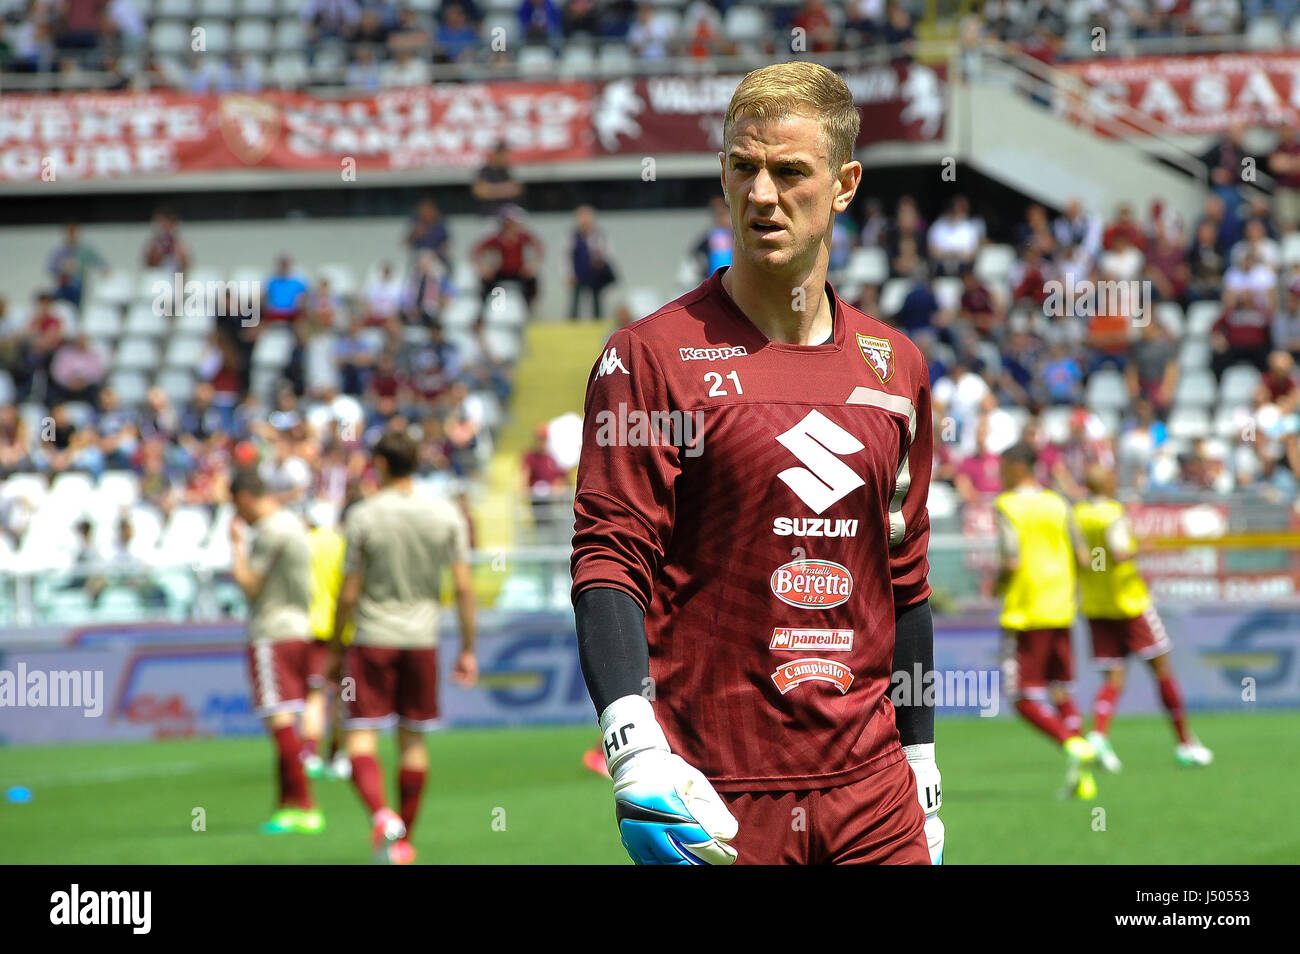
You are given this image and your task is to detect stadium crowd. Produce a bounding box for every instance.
[4,0,1298,91]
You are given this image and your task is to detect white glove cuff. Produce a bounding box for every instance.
[904,743,942,815]
[598,694,670,774]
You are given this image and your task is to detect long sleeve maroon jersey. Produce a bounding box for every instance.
[571,267,933,792]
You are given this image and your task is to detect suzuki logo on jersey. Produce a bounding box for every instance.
[679,345,748,362]
[769,628,854,651]
[595,347,629,379]
[857,333,894,384]
[775,411,866,514]
[770,559,853,608]
[772,517,859,538]
[771,658,855,695]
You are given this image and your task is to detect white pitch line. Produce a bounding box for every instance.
[5,761,205,788]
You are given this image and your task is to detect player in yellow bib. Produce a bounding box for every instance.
[302,499,354,781]
[1074,465,1212,770]
[994,442,1098,798]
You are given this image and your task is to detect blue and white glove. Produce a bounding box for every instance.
[905,743,944,865]
[600,695,738,865]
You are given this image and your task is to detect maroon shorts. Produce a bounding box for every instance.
[1089,607,1172,666]
[344,645,440,731]
[247,639,312,717]
[720,755,929,865]
[305,640,332,689]
[1002,627,1074,697]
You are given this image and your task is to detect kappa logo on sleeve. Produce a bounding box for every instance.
[856,333,894,384]
[595,347,629,379]
[769,628,854,651]
[771,658,855,694]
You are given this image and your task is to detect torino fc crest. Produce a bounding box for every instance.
[856,333,894,384]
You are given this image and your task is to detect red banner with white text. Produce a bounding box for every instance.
[0,64,946,184]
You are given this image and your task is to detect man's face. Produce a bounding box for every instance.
[719,112,858,278]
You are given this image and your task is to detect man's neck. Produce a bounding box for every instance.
[383,476,415,493]
[720,259,833,346]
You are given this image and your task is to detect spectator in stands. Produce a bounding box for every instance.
[1222,247,1277,315]
[1144,225,1189,304]
[882,1,917,63]
[138,386,180,444]
[8,14,57,73]
[101,0,146,58]
[1013,203,1056,257]
[17,292,66,403]
[142,210,190,272]
[344,45,381,89]
[1009,241,1053,310]
[693,197,734,278]
[1101,202,1145,254]
[472,142,524,218]
[264,254,309,323]
[928,195,983,277]
[857,195,888,247]
[1179,437,1233,494]
[683,0,728,59]
[518,0,563,48]
[568,205,617,320]
[522,421,570,543]
[1186,218,1227,303]
[47,223,106,309]
[406,197,451,268]
[405,250,454,329]
[893,275,942,337]
[94,385,139,470]
[1268,122,1300,232]
[360,260,404,327]
[933,359,991,454]
[959,264,1000,338]
[627,3,673,59]
[1211,288,1273,379]
[561,0,600,37]
[37,403,102,477]
[1190,0,1242,36]
[1273,276,1300,360]
[1127,319,1179,417]
[1053,197,1102,263]
[335,315,381,396]
[884,194,925,256]
[434,3,479,64]
[442,379,487,478]
[302,0,362,61]
[1230,217,1280,272]
[1203,123,1252,232]
[846,0,886,45]
[304,277,342,331]
[793,0,837,53]
[53,0,105,52]
[48,331,108,406]
[1258,349,1300,413]
[1040,342,1083,405]
[473,207,542,318]
[953,415,1003,503]
[0,405,33,476]
[260,430,313,505]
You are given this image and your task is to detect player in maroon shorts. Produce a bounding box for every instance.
[229,468,322,834]
[570,61,942,865]
[330,429,479,864]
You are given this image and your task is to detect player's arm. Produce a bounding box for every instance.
[449,554,478,685]
[889,356,943,864]
[230,522,274,603]
[1104,514,1139,563]
[571,329,737,866]
[1068,509,1091,568]
[994,507,1019,590]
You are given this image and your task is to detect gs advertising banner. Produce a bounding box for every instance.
[1,604,1298,744]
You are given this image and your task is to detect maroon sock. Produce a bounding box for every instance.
[398,767,427,839]
[350,753,388,816]
[273,725,312,809]
[302,738,319,758]
[1157,675,1192,744]
[1055,695,1083,736]
[1015,698,1073,744]
[1093,684,1120,735]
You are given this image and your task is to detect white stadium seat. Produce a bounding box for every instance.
[974,244,1016,283]
[1085,368,1128,411]
[1220,364,1262,405]
[115,337,162,370]
[1153,301,1184,337]
[124,302,170,336]
[1167,407,1210,439]
[1173,368,1217,407]
[845,247,888,286]
[252,325,296,368]
[1186,300,1221,337]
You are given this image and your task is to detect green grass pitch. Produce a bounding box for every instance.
[0,712,1293,864]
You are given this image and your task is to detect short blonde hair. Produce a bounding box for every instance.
[723,62,861,173]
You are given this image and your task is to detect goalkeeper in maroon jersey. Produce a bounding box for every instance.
[570,61,941,865]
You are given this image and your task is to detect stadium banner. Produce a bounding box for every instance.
[2,602,1296,744]
[1057,52,1300,135]
[0,64,946,184]
[591,62,947,155]
[0,84,594,183]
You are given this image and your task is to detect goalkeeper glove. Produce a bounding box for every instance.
[600,695,739,865]
[905,742,944,865]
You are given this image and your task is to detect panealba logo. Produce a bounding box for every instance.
[856,333,894,384]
